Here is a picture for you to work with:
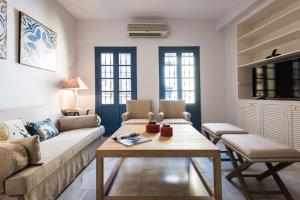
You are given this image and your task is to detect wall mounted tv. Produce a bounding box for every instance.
[252,56,300,100]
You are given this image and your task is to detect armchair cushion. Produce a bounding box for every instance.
[122,119,150,125]
[59,114,100,132]
[162,119,193,125]
[126,100,153,119]
[159,100,186,119]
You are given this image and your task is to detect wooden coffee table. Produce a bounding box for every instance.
[96,124,221,200]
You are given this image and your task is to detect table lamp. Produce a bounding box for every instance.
[63,77,88,109]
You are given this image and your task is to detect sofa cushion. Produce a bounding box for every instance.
[203,123,248,136]
[10,135,42,165]
[0,119,30,141]
[26,118,59,142]
[59,114,100,132]
[0,142,28,194]
[222,134,300,160]
[4,126,105,195]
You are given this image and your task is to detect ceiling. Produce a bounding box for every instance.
[57,0,256,21]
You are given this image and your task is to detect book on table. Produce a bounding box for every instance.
[111,133,151,146]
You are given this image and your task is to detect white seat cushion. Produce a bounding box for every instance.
[122,119,149,125]
[222,134,300,161]
[163,119,192,125]
[203,123,248,136]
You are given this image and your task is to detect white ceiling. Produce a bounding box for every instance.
[58,0,256,21]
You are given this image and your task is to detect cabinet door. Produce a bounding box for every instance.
[261,104,288,145]
[288,106,300,151]
[239,101,261,135]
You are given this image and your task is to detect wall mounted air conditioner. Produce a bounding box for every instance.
[128,23,168,38]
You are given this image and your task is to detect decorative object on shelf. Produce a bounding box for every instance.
[19,12,57,71]
[61,107,91,116]
[266,49,281,59]
[160,124,173,137]
[0,0,7,59]
[62,77,88,109]
[146,121,160,133]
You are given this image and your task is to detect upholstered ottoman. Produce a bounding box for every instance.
[202,123,248,144]
[222,134,300,200]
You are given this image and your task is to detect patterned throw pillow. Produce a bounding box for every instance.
[26,119,59,142]
[0,119,30,141]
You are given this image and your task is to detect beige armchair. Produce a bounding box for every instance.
[158,100,192,125]
[121,100,155,125]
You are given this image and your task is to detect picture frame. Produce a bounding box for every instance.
[0,0,7,59]
[19,12,57,71]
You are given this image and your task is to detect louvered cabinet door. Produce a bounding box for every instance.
[239,101,261,135]
[288,106,300,151]
[261,104,288,145]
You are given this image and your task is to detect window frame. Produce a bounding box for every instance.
[95,47,137,106]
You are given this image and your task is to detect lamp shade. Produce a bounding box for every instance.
[63,77,88,90]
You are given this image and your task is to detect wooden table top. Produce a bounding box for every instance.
[97,124,219,157]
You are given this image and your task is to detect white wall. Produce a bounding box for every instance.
[76,19,227,123]
[0,0,76,109]
[224,24,239,125]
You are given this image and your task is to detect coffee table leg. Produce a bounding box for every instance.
[213,153,222,200]
[96,153,104,200]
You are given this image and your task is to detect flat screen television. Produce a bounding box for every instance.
[252,57,300,100]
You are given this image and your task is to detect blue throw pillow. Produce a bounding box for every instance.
[26,119,59,141]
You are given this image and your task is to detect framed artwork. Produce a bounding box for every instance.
[19,12,57,71]
[0,0,7,59]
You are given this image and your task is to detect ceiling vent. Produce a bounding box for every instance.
[128,23,168,38]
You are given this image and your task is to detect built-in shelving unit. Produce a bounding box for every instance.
[236,0,300,68]
[236,0,300,99]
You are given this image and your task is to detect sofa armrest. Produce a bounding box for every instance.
[59,114,100,132]
[121,112,129,122]
[148,112,155,121]
[183,112,191,121]
[158,112,164,122]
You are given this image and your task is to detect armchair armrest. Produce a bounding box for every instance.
[158,112,164,122]
[121,112,129,122]
[148,112,155,121]
[183,112,191,121]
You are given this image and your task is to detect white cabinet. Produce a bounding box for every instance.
[261,104,288,145]
[288,106,300,151]
[239,100,300,147]
[239,101,261,135]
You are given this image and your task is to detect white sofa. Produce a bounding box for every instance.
[0,105,105,200]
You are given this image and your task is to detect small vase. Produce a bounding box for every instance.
[160,124,173,137]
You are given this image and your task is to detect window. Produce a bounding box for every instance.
[159,47,199,104]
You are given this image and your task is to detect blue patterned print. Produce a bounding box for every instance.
[0,0,7,59]
[19,12,57,71]
[26,119,59,142]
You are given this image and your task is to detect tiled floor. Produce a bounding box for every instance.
[57,156,300,200]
